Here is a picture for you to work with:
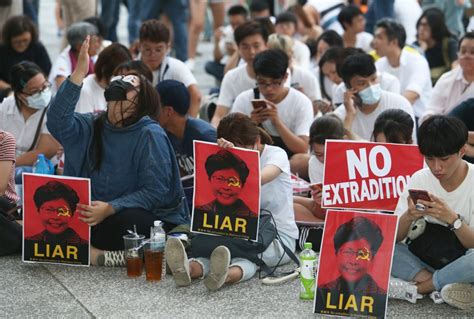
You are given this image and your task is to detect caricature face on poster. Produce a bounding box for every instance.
[191,141,260,241]
[314,210,398,319]
[22,174,91,266]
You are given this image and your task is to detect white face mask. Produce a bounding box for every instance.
[26,87,52,109]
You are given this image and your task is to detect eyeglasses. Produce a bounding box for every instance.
[22,81,51,96]
[39,206,72,218]
[256,78,284,89]
[140,46,167,57]
[339,247,372,261]
[211,175,242,188]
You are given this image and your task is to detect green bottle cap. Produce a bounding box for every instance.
[304,242,312,249]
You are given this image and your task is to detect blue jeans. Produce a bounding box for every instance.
[365,0,394,34]
[204,61,225,82]
[126,0,141,44]
[192,232,296,282]
[100,0,121,42]
[15,166,33,184]
[140,0,188,61]
[391,242,474,291]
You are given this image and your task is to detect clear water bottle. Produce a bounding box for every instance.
[144,221,166,281]
[33,154,53,174]
[300,242,317,300]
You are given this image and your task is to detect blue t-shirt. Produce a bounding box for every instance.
[167,117,217,176]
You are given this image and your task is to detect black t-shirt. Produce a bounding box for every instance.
[415,37,458,69]
[0,41,52,83]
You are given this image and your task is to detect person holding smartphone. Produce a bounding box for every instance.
[390,116,474,310]
[332,53,416,142]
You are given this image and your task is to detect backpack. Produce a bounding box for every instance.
[0,197,22,256]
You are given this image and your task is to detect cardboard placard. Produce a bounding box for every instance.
[23,174,91,266]
[191,141,261,241]
[322,140,424,212]
[314,210,398,318]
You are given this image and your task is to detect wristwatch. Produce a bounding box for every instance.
[448,214,464,231]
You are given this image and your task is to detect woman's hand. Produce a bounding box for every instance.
[78,201,115,226]
[217,138,234,149]
[70,36,90,86]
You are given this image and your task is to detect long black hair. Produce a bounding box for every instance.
[91,72,160,170]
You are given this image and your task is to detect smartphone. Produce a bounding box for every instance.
[408,189,431,211]
[353,93,363,108]
[251,99,267,110]
[309,183,322,192]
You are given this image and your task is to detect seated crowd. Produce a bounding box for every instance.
[0,0,473,310]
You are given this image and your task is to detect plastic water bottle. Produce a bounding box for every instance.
[145,221,166,281]
[33,154,53,174]
[300,242,317,300]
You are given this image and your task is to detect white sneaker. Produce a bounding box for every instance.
[165,237,191,287]
[184,58,195,71]
[441,283,474,310]
[388,277,424,304]
[429,290,444,304]
[204,246,231,291]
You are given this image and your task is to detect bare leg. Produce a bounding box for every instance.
[209,2,225,30]
[294,196,326,220]
[188,0,206,60]
[294,201,324,223]
[226,266,243,284]
[189,260,204,279]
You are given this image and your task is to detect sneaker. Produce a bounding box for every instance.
[388,277,423,304]
[204,246,231,291]
[165,237,191,287]
[429,290,444,304]
[103,250,126,267]
[441,283,474,310]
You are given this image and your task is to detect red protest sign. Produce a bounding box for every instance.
[314,210,398,319]
[191,141,261,241]
[322,140,424,212]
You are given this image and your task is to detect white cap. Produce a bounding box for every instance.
[154,220,162,227]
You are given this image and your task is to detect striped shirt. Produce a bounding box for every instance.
[0,130,19,203]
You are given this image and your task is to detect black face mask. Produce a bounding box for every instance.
[104,80,135,102]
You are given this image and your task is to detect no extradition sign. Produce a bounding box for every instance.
[322,140,424,212]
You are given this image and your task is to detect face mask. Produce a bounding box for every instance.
[358,83,382,105]
[26,87,52,109]
[104,75,140,102]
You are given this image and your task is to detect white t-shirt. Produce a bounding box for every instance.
[151,57,197,87]
[49,48,72,93]
[395,162,474,227]
[355,32,374,53]
[292,39,311,69]
[0,96,50,156]
[307,0,344,33]
[232,88,313,137]
[332,72,401,106]
[332,90,416,141]
[308,154,324,184]
[291,65,322,102]
[260,144,299,239]
[394,0,422,45]
[375,49,432,118]
[217,65,255,109]
[75,74,106,114]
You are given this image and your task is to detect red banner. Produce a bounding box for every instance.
[314,210,398,318]
[322,140,424,212]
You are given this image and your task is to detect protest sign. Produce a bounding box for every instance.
[314,210,398,318]
[322,140,424,211]
[191,141,260,241]
[23,174,91,266]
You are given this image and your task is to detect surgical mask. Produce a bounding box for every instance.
[26,87,52,109]
[358,84,382,105]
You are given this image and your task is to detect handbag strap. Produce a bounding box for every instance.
[27,107,48,152]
